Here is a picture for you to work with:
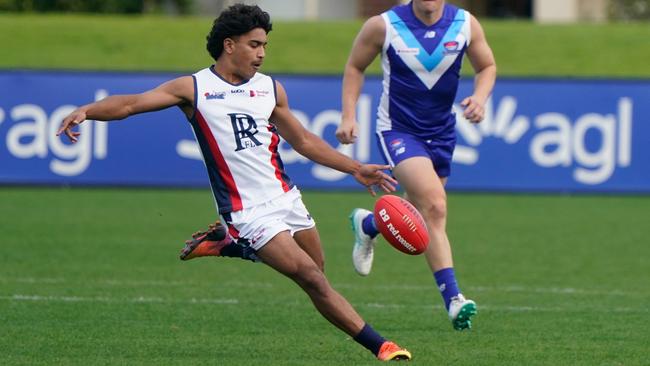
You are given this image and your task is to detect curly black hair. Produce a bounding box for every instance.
[206,4,273,60]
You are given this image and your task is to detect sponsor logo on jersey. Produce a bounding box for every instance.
[205,91,225,100]
[249,90,270,97]
[424,30,436,38]
[443,41,461,55]
[397,47,420,55]
[231,89,246,94]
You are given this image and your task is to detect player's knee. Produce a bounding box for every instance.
[420,196,447,223]
[294,265,328,295]
[315,257,325,272]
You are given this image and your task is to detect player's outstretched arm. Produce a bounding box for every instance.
[57,76,194,143]
[271,80,396,195]
[336,15,384,144]
[461,15,497,124]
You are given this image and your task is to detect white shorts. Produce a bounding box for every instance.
[220,187,316,251]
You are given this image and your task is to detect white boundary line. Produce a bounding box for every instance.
[1,293,647,313]
[0,276,644,297]
[0,294,238,304]
[362,302,649,313]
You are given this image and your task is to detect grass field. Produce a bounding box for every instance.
[2,7,649,366]
[1,188,648,365]
[2,14,650,77]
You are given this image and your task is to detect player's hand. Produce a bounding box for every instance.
[353,164,398,196]
[460,96,485,123]
[335,118,359,144]
[56,109,87,143]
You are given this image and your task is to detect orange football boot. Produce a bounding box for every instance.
[377,341,412,361]
[179,222,231,261]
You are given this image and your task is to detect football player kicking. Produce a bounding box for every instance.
[57,4,411,362]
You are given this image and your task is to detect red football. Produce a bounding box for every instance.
[374,195,429,255]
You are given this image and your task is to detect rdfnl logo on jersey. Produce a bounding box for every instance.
[0,89,108,176]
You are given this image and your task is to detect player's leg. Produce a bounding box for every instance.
[256,230,410,360]
[349,206,377,276]
[293,228,325,272]
[258,230,362,333]
[348,131,426,276]
[393,157,476,330]
[286,195,325,271]
[395,157,452,269]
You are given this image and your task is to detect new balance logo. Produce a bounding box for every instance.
[229,113,262,151]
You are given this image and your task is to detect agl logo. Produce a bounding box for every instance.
[453,96,632,185]
[0,90,109,176]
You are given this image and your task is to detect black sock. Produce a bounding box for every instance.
[353,323,386,356]
[219,243,259,262]
[219,243,245,258]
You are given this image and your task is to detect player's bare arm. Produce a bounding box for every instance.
[57,76,195,143]
[271,80,396,195]
[336,15,385,144]
[461,15,497,123]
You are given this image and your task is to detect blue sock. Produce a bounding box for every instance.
[362,213,380,238]
[353,323,386,356]
[434,267,460,311]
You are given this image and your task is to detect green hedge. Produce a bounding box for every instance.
[610,0,650,20]
[0,0,192,14]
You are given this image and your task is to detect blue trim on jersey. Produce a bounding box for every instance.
[209,65,249,86]
[268,124,294,190]
[271,76,278,105]
[386,9,465,72]
[188,115,234,214]
[189,75,198,121]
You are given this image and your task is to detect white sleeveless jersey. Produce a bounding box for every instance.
[189,67,293,214]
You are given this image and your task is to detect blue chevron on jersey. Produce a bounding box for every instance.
[376,3,472,137]
[386,9,465,73]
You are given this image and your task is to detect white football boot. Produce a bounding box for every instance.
[448,293,477,330]
[349,208,376,276]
